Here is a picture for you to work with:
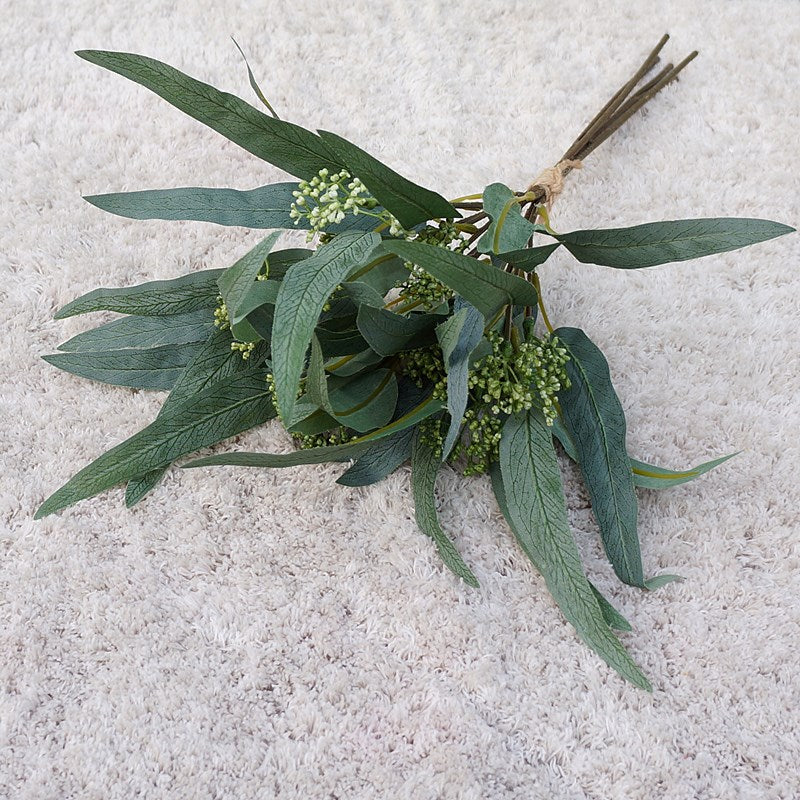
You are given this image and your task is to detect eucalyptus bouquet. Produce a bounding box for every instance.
[37,36,793,690]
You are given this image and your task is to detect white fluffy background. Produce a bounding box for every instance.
[2,1,799,797]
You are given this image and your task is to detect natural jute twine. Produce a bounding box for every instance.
[527,159,583,207]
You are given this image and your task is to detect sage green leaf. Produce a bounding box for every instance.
[555,327,644,588]
[233,280,280,322]
[495,412,651,690]
[327,369,398,432]
[230,37,279,118]
[326,348,384,377]
[500,243,561,271]
[631,452,737,489]
[316,130,458,228]
[478,183,540,254]
[550,415,579,462]
[54,270,223,319]
[305,335,332,412]
[271,231,380,422]
[84,184,377,233]
[43,343,203,391]
[262,247,313,280]
[353,255,409,296]
[315,325,370,358]
[286,407,339,436]
[411,431,479,587]
[76,50,343,179]
[383,240,538,317]
[58,309,213,352]
[35,370,276,518]
[643,574,683,590]
[589,585,633,632]
[124,331,269,506]
[557,218,795,269]
[217,231,281,325]
[356,306,440,356]
[436,301,484,458]
[338,281,386,308]
[227,278,280,342]
[336,428,414,486]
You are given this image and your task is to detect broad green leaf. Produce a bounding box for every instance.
[353,255,409,296]
[263,247,313,280]
[326,348,384,377]
[43,343,203,391]
[35,370,276,518]
[76,50,343,179]
[338,281,386,308]
[327,369,398,432]
[315,324,369,358]
[58,309,212,352]
[317,130,458,228]
[556,218,795,269]
[271,231,380,421]
[230,37,279,118]
[436,301,483,458]
[631,453,737,489]
[356,306,440,356]
[495,412,651,690]
[336,428,414,486]
[217,231,281,324]
[54,269,223,319]
[84,183,376,233]
[124,331,268,506]
[411,431,479,587]
[555,327,644,588]
[477,183,540,254]
[382,240,538,317]
[500,243,561,271]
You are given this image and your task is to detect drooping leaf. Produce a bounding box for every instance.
[410,431,479,587]
[271,231,380,422]
[500,243,561,271]
[435,301,484,458]
[631,452,737,489]
[336,428,414,486]
[477,183,541,254]
[84,184,377,233]
[58,309,213,352]
[382,240,538,317]
[556,218,795,269]
[217,231,282,325]
[356,306,440,356]
[35,369,277,518]
[494,412,651,690]
[43,342,204,391]
[555,327,644,588]
[316,130,458,228]
[76,50,343,179]
[327,369,398,432]
[54,270,224,319]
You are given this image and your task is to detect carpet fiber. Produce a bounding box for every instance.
[2,1,799,797]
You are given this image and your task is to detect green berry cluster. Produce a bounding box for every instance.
[294,426,358,450]
[213,296,230,331]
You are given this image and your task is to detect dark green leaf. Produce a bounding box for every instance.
[325,348,383,377]
[353,254,409,296]
[500,243,561,271]
[477,183,540,254]
[557,218,795,269]
[76,50,343,179]
[58,309,212,352]
[336,428,414,486]
[263,247,313,280]
[495,412,651,690]
[411,431,479,586]
[338,281,386,308]
[316,130,458,228]
[271,231,380,422]
[555,327,644,588]
[217,232,281,324]
[382,240,538,317]
[356,306,440,356]
[327,369,398,432]
[55,269,223,319]
[36,370,276,518]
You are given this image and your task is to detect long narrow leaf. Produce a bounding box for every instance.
[336,428,414,486]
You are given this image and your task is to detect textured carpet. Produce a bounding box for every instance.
[2,1,799,798]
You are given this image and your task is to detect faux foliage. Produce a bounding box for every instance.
[38,36,794,690]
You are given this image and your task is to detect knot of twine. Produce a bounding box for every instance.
[527,159,583,207]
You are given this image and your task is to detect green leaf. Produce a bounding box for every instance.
[43,343,203,391]
[500,243,561,271]
[316,130,458,228]
[556,218,795,269]
[356,306,440,356]
[230,37,279,118]
[555,327,644,588]
[338,281,386,308]
[411,431,479,587]
[55,269,223,319]
[336,428,414,486]
[271,231,380,422]
[352,254,409,296]
[325,348,384,377]
[435,301,484,458]
[217,231,281,325]
[382,240,538,317]
[495,411,651,690]
[305,335,332,412]
[631,452,737,489]
[57,309,213,352]
[76,50,343,179]
[124,330,268,506]
[477,183,540,254]
[84,183,376,233]
[263,248,313,280]
[36,370,276,518]
[589,585,633,632]
[327,369,398,432]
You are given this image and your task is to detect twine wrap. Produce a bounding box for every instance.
[527,159,583,207]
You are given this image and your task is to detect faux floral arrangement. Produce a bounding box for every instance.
[37,36,794,690]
